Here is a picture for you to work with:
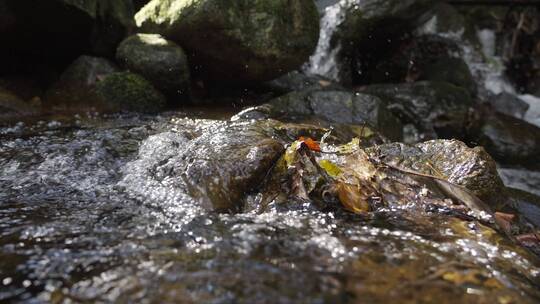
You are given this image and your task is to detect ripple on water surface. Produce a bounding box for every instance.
[0,113,539,303]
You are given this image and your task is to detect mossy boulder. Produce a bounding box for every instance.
[366,139,507,207]
[117,34,190,100]
[45,55,119,110]
[95,72,166,113]
[233,88,403,142]
[358,81,473,141]
[135,0,320,83]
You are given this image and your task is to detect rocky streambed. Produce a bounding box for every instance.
[1,0,540,303]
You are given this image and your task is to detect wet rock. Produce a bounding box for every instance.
[95,72,166,113]
[128,120,286,212]
[263,71,342,95]
[499,168,540,197]
[233,89,403,141]
[418,2,465,35]
[418,57,476,96]
[0,0,135,58]
[135,0,320,83]
[416,3,480,46]
[332,0,434,84]
[177,121,285,211]
[45,55,119,110]
[116,34,190,100]
[508,188,540,228]
[367,139,507,207]
[358,81,473,141]
[467,111,540,168]
[370,35,476,96]
[488,92,530,119]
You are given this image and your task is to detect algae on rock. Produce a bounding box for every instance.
[135,0,320,82]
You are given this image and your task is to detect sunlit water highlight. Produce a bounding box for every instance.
[1,113,539,303]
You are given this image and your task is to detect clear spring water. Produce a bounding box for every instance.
[1,112,540,303]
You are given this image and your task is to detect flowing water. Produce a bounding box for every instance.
[1,111,540,303]
[2,2,540,303]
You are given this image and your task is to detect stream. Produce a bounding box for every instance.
[2,1,540,303]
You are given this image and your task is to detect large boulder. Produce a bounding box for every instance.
[366,139,507,207]
[369,35,476,96]
[358,81,473,141]
[116,34,190,100]
[0,0,134,64]
[328,0,434,84]
[135,0,320,83]
[233,88,403,141]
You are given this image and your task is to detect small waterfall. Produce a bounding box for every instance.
[417,15,540,127]
[304,0,350,81]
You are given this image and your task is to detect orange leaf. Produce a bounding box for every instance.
[298,137,321,152]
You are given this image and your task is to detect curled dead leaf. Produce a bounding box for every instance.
[336,182,370,214]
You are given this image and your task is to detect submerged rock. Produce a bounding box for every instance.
[95,72,166,113]
[116,33,190,100]
[135,0,320,83]
[45,55,119,110]
[233,89,403,141]
[366,139,506,207]
[358,81,473,141]
[467,111,540,168]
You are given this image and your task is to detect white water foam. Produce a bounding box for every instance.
[304,0,352,81]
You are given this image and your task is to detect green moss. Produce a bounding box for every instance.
[116,34,190,98]
[135,0,319,82]
[96,72,166,113]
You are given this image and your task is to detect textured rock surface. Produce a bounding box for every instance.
[467,111,540,167]
[135,0,320,82]
[233,89,403,141]
[117,34,190,99]
[367,139,506,207]
[95,72,166,113]
[359,81,473,140]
